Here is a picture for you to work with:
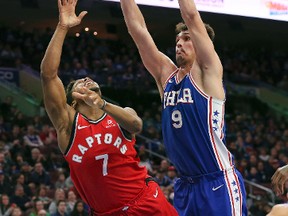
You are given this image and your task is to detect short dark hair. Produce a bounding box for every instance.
[175,22,215,41]
[65,80,76,105]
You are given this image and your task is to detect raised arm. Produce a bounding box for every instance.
[40,0,87,150]
[120,0,176,94]
[178,0,224,99]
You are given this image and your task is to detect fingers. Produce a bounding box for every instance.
[58,0,62,8]
[72,87,101,107]
[62,0,68,6]
[271,172,286,196]
[72,92,85,101]
[78,11,88,20]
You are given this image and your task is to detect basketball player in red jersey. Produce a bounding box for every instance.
[40,0,178,215]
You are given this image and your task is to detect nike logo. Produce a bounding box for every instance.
[77,125,90,130]
[153,188,159,198]
[212,184,224,191]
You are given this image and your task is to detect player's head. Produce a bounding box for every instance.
[175,22,215,41]
[175,22,215,67]
[66,77,101,108]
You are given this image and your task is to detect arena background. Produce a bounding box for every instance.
[0,0,288,216]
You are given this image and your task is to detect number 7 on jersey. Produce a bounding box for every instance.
[95,154,108,176]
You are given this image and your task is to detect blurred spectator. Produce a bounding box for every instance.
[167,166,178,187]
[9,128,25,162]
[23,125,44,148]
[48,189,66,215]
[20,161,33,185]
[154,169,171,187]
[29,148,49,170]
[0,152,12,174]
[66,191,77,215]
[10,207,23,216]
[30,162,51,187]
[70,201,88,216]
[12,113,27,131]
[39,125,57,146]
[159,159,170,172]
[138,145,153,174]
[0,170,13,196]
[259,147,270,162]
[51,200,68,216]
[54,173,67,190]
[246,167,262,183]
[36,185,52,208]
[28,199,48,216]
[37,209,49,216]
[12,173,32,197]
[0,194,16,216]
[64,176,74,191]
[10,184,32,212]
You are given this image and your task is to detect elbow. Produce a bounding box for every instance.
[181,10,199,22]
[132,118,143,134]
[127,24,147,37]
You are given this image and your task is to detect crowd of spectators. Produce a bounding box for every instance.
[1,26,288,91]
[1,25,288,216]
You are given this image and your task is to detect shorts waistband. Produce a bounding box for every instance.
[180,167,235,184]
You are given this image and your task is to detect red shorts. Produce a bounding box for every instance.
[93,179,178,216]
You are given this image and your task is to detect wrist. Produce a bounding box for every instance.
[100,99,107,110]
[57,23,69,31]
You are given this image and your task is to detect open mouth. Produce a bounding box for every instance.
[89,87,100,93]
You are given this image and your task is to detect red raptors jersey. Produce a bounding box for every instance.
[64,113,147,214]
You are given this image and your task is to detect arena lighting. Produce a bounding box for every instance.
[85,27,89,31]
[102,0,288,22]
[76,32,80,37]
[93,31,98,36]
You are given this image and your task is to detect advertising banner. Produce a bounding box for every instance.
[102,0,288,22]
[0,67,19,86]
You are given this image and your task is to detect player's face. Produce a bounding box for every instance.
[175,31,195,67]
[70,77,101,108]
[73,77,100,93]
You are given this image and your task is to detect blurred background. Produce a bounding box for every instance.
[0,0,288,216]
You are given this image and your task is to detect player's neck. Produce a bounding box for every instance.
[179,65,192,76]
[77,105,105,121]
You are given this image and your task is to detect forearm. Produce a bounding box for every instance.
[40,24,69,78]
[102,102,142,134]
[178,0,199,21]
[120,0,147,35]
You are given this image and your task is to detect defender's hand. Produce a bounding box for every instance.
[58,0,87,28]
[271,165,288,196]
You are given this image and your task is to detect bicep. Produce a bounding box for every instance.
[41,73,70,130]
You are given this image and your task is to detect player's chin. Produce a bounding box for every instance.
[176,56,185,67]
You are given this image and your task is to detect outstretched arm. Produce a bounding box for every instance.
[40,0,87,151]
[120,0,176,96]
[178,0,224,99]
[271,164,288,196]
